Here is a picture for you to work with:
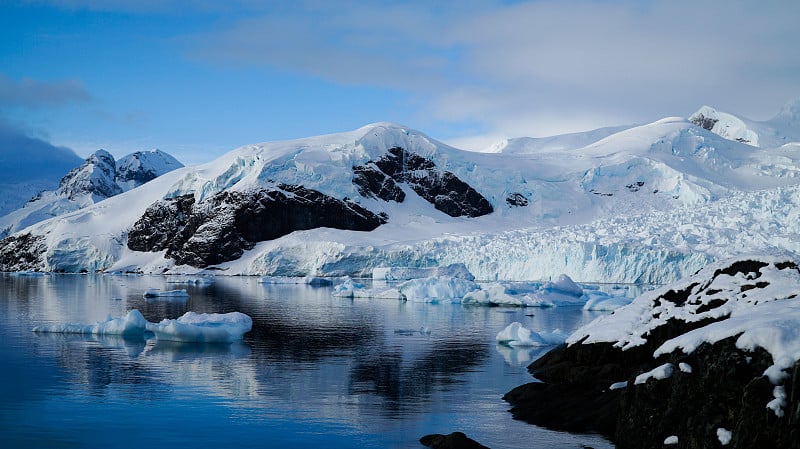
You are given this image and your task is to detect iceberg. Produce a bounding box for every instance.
[332,277,366,298]
[145,311,253,343]
[32,309,147,337]
[397,276,480,303]
[462,283,524,306]
[495,322,567,347]
[582,291,632,311]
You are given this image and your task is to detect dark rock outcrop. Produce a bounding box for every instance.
[690,113,718,131]
[128,184,387,267]
[352,163,405,202]
[505,192,529,207]
[504,258,800,449]
[420,432,490,449]
[0,233,45,271]
[352,147,493,218]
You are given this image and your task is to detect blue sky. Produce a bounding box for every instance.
[1,0,798,165]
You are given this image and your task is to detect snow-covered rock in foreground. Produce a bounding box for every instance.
[33,309,147,337]
[495,322,567,347]
[145,311,252,343]
[505,256,800,449]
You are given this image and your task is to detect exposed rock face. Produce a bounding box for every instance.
[504,258,800,449]
[115,149,183,189]
[419,432,490,449]
[0,233,45,271]
[57,150,122,200]
[689,113,719,131]
[505,192,529,207]
[128,184,387,267]
[352,147,493,218]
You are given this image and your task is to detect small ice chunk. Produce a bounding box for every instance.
[609,381,627,390]
[678,362,693,373]
[463,283,523,306]
[33,309,147,337]
[332,277,366,298]
[496,322,567,347]
[398,276,479,303]
[664,435,678,445]
[634,363,674,385]
[305,276,333,286]
[143,288,189,299]
[717,428,732,446]
[145,311,252,343]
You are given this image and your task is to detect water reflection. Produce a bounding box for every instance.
[0,273,617,449]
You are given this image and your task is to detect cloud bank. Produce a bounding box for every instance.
[184,0,800,143]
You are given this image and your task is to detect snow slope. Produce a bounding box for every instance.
[0,149,183,238]
[2,103,800,282]
[688,98,800,148]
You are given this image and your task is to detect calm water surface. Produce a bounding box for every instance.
[0,274,617,449]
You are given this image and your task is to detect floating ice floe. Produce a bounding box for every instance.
[463,283,524,306]
[143,288,190,299]
[495,322,567,347]
[34,309,252,343]
[398,276,480,303]
[168,277,214,286]
[372,263,475,281]
[582,291,632,311]
[33,309,148,337]
[145,311,252,343]
[332,277,366,298]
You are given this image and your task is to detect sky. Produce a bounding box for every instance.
[1,0,798,165]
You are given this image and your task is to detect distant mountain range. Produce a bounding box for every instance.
[1,99,798,282]
[0,149,182,238]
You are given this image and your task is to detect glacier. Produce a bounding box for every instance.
[0,101,799,284]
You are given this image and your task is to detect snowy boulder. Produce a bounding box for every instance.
[495,322,566,347]
[33,309,148,337]
[505,256,800,449]
[398,276,480,303]
[372,263,475,281]
[145,311,252,343]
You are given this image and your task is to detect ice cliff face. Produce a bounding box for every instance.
[1,108,800,281]
[0,149,183,239]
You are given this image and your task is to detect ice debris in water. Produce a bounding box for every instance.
[332,277,366,298]
[495,322,567,347]
[143,288,190,299]
[33,310,148,337]
[33,310,252,343]
[146,312,253,343]
[398,276,480,303]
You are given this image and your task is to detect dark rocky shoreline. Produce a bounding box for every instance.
[503,258,800,449]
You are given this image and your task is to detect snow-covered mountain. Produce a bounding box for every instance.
[0,149,182,238]
[688,98,800,148]
[0,126,84,217]
[1,102,799,282]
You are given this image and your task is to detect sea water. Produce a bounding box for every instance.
[0,273,616,449]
